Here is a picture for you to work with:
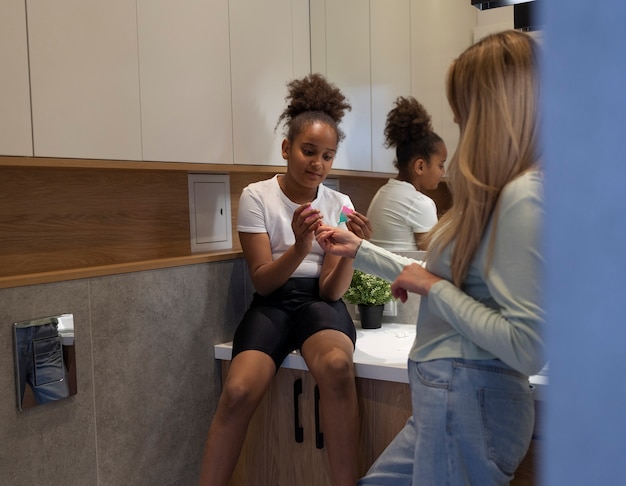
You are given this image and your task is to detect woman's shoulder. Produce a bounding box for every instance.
[502,170,543,200]
[499,170,544,215]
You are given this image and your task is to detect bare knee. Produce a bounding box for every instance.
[218,378,262,418]
[215,351,275,419]
[321,350,353,376]
[313,351,355,394]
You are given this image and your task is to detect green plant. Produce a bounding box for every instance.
[343,270,393,306]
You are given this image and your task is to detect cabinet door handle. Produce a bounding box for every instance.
[293,378,304,443]
[314,385,324,449]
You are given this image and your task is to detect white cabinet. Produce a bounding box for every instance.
[15,0,310,165]
[311,0,478,173]
[222,361,413,484]
[411,1,476,161]
[137,0,233,164]
[312,0,371,172]
[311,0,411,173]
[11,0,477,168]
[27,0,142,160]
[0,0,33,157]
[229,0,311,166]
[371,0,411,173]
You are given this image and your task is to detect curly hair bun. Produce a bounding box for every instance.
[384,96,433,148]
[277,73,351,129]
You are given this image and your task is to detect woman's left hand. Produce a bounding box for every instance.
[346,211,373,240]
[391,263,442,301]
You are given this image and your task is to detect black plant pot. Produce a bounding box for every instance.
[358,304,384,329]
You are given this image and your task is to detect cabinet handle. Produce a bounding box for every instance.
[314,385,324,449]
[293,378,304,443]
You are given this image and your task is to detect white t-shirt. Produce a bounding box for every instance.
[237,175,353,278]
[366,178,438,251]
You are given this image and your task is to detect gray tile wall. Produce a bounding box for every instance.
[0,259,250,486]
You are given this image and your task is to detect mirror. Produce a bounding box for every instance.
[13,313,77,410]
[309,1,527,173]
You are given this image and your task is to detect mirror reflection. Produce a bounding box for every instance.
[13,313,77,411]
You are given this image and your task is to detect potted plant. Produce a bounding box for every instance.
[343,270,394,329]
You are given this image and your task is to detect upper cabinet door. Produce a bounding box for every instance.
[27,0,142,160]
[0,0,33,157]
[137,0,233,164]
[311,0,371,172]
[229,0,311,166]
[311,0,411,173]
[370,0,411,174]
[411,1,476,162]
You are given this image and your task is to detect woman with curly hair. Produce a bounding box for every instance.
[198,73,371,486]
[367,97,447,251]
[316,30,544,484]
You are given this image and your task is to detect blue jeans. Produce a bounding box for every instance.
[15,323,69,407]
[359,358,535,485]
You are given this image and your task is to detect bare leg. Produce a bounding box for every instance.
[301,330,359,486]
[198,350,276,486]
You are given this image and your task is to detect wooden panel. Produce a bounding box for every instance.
[511,439,540,486]
[511,399,543,485]
[0,156,451,287]
[0,167,189,277]
[0,251,243,289]
[356,377,412,472]
[222,364,333,486]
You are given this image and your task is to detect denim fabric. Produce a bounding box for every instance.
[15,323,69,406]
[359,358,535,485]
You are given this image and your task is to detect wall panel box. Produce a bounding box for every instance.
[188,174,232,252]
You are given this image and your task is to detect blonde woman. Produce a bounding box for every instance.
[316,30,545,484]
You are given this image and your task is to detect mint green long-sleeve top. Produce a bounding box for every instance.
[354,170,545,376]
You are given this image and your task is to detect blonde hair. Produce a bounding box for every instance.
[428,30,540,286]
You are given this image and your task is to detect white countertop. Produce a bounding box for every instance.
[214,323,547,398]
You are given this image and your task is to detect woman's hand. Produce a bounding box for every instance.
[346,211,373,240]
[316,224,362,258]
[391,263,442,302]
[292,203,323,254]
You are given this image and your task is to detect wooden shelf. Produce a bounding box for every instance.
[0,250,243,289]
